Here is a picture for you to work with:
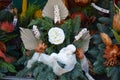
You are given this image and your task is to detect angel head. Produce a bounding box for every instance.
[59,44,76,55]
[66,44,76,53]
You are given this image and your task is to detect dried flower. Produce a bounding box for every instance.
[103,45,120,66]
[0,21,14,33]
[35,41,47,53]
[48,27,65,45]
[76,48,84,59]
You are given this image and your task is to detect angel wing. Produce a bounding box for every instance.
[42,0,69,20]
[20,27,38,50]
[74,28,91,52]
[80,31,91,52]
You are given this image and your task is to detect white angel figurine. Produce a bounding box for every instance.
[38,44,77,76]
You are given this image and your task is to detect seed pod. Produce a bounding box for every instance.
[113,14,120,32]
[100,33,112,46]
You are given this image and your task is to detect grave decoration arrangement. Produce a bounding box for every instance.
[0,0,120,80]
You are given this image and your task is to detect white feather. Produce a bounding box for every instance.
[42,0,69,20]
[20,27,38,50]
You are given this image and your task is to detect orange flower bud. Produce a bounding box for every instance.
[113,14,120,32]
[100,33,112,46]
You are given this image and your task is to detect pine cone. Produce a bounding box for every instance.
[113,14,120,32]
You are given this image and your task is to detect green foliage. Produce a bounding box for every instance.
[17,56,27,65]
[71,16,81,36]
[109,67,120,80]
[0,60,16,73]
[98,17,111,24]
[88,48,99,58]
[28,16,82,54]
[13,0,47,13]
[31,61,87,80]
[19,3,40,27]
[16,67,29,77]
[0,10,13,22]
[70,62,87,80]
[112,29,120,43]
[29,17,53,30]
[88,1,120,79]
[0,73,5,79]
[0,32,17,42]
